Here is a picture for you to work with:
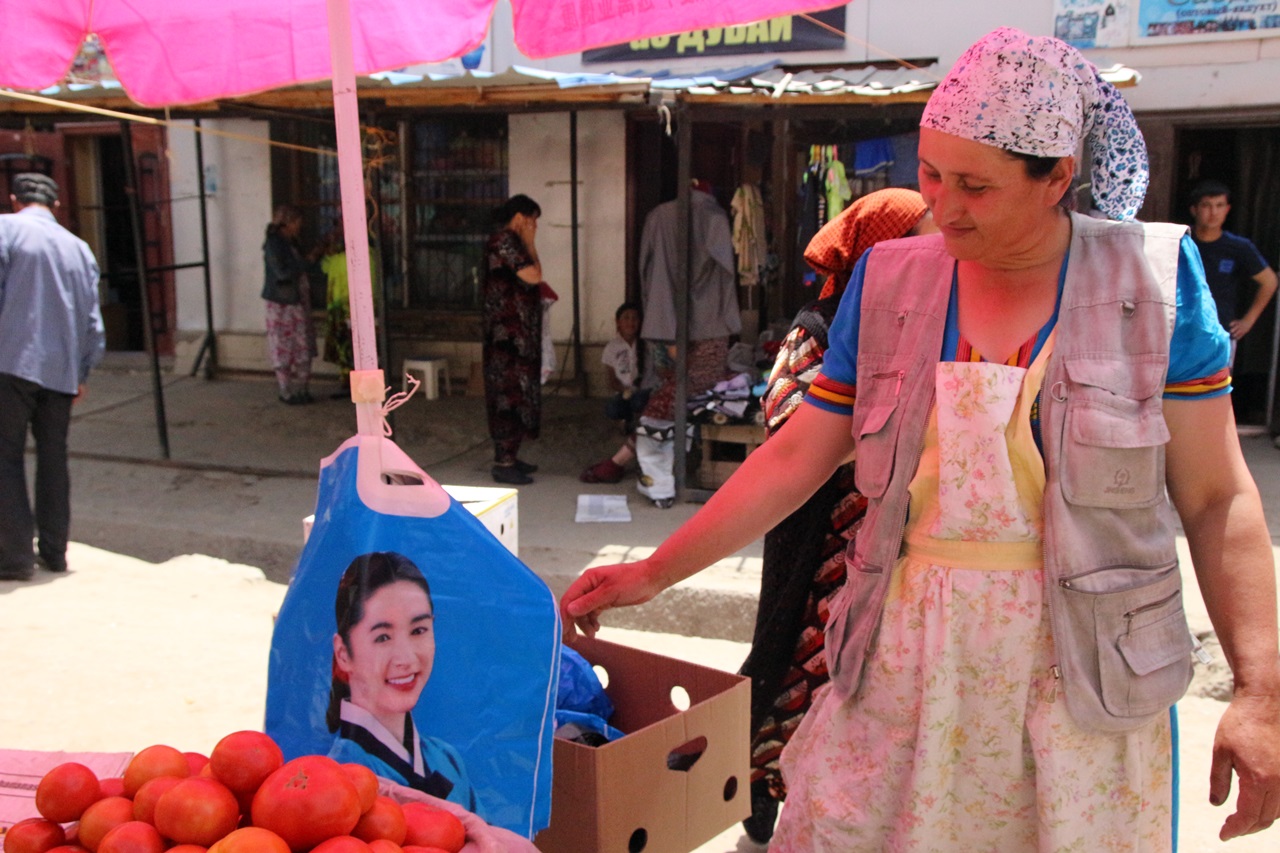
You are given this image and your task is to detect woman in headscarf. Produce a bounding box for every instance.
[563,28,1280,849]
[740,188,935,843]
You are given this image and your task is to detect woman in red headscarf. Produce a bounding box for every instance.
[739,188,934,843]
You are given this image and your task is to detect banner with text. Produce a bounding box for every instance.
[1136,0,1280,40]
[582,7,845,63]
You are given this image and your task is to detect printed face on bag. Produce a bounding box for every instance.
[334,580,436,732]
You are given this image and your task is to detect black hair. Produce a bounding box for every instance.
[1007,152,1077,210]
[266,204,302,239]
[12,173,58,206]
[1189,179,1231,206]
[493,194,541,227]
[615,302,641,321]
[326,551,433,731]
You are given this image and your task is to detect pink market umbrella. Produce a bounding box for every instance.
[1,0,842,430]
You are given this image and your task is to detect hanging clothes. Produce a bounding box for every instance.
[823,150,852,220]
[731,183,767,287]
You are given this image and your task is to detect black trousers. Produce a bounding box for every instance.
[0,374,74,573]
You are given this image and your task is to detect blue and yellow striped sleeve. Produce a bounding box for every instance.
[1166,234,1231,400]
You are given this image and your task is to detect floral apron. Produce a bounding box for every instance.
[772,337,1173,852]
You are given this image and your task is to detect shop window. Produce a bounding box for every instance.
[407,115,508,311]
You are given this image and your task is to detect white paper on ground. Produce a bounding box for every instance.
[575,494,632,523]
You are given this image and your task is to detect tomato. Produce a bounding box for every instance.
[95,822,163,853]
[98,779,124,799]
[122,746,189,798]
[44,847,90,853]
[400,804,464,853]
[351,797,406,845]
[250,756,361,852]
[130,775,182,825]
[309,838,372,853]
[152,777,240,847]
[401,847,452,853]
[209,732,283,796]
[204,827,290,853]
[165,847,209,853]
[36,763,103,823]
[184,753,211,777]
[3,817,66,853]
[366,842,404,853]
[338,764,378,815]
[76,796,136,852]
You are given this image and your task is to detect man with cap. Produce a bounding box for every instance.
[0,173,104,581]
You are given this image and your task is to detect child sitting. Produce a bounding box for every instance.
[581,303,648,483]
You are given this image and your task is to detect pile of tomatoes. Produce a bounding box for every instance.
[4,731,467,853]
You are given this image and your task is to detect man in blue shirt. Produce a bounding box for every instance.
[0,173,104,581]
[1188,179,1278,364]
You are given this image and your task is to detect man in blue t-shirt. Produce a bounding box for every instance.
[1189,180,1277,364]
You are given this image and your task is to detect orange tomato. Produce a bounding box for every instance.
[152,777,240,847]
[209,732,283,796]
[98,779,125,799]
[76,796,135,852]
[351,797,406,845]
[400,804,464,853]
[338,764,378,815]
[183,753,211,777]
[122,746,188,798]
[204,827,290,853]
[96,821,164,853]
[36,763,103,824]
[250,756,361,852]
[309,838,372,853]
[366,841,404,853]
[3,817,66,853]
[130,775,182,825]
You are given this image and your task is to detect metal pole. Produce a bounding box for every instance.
[673,105,692,498]
[120,123,171,459]
[191,118,217,379]
[1265,295,1280,431]
[570,111,584,387]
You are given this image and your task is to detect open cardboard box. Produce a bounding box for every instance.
[535,636,750,853]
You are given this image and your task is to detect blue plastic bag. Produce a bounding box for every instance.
[265,435,560,838]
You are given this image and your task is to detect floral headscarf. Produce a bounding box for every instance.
[919,26,1147,221]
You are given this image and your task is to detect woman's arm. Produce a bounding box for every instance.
[1164,394,1280,840]
[514,222,542,284]
[560,402,855,636]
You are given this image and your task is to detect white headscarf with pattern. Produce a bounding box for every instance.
[920,27,1148,221]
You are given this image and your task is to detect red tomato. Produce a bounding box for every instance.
[95,821,163,853]
[366,842,404,853]
[130,775,182,825]
[44,847,90,853]
[122,746,189,798]
[401,847,452,853]
[209,731,283,796]
[204,827,290,853]
[183,753,211,777]
[250,756,361,852]
[35,763,103,823]
[153,777,240,847]
[351,797,406,845]
[400,804,465,853]
[338,764,378,815]
[98,779,125,799]
[309,838,372,853]
[3,817,66,853]
[166,847,208,853]
[76,796,135,852]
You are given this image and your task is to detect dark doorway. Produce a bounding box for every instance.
[1175,125,1280,428]
[96,134,146,351]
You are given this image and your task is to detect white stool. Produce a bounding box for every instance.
[402,358,452,401]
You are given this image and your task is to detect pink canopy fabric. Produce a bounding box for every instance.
[2,0,842,107]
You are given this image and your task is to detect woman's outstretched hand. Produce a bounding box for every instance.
[560,560,664,641]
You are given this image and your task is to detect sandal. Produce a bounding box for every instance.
[579,459,625,484]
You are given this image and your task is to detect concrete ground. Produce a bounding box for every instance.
[5,357,1280,850]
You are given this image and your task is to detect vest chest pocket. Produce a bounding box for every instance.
[1061,357,1169,509]
[851,360,911,498]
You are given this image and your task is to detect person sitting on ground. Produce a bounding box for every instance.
[580,303,649,484]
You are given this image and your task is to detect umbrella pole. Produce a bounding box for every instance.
[327,0,383,435]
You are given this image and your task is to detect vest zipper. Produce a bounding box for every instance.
[871,369,905,397]
[1057,558,1180,589]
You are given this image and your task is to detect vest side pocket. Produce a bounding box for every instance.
[1055,563,1194,729]
[1061,357,1169,509]
[824,550,893,700]
[851,356,910,499]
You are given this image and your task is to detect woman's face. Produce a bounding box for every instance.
[334,580,436,730]
[282,216,302,239]
[917,128,1070,268]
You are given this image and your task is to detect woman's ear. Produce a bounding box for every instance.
[333,634,352,675]
[1048,155,1078,204]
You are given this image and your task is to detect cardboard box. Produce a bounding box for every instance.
[535,637,750,853]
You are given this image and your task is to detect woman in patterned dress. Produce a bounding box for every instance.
[261,204,316,404]
[483,195,544,485]
[562,28,1280,850]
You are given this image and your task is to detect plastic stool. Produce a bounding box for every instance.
[402,358,452,401]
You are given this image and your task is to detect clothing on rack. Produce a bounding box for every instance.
[731,183,767,287]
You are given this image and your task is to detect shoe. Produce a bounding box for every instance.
[492,465,533,486]
[36,555,66,573]
[513,459,538,475]
[279,393,303,405]
[579,459,625,484]
[0,563,34,581]
[297,390,315,404]
[652,497,675,509]
[742,780,779,845]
